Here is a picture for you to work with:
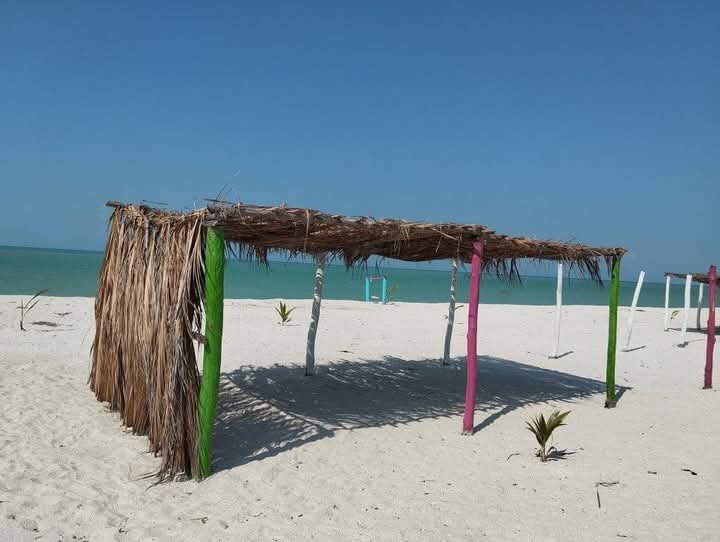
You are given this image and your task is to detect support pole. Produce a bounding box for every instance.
[704,265,716,389]
[664,275,671,331]
[305,255,326,376]
[197,227,225,479]
[381,277,388,304]
[696,283,704,330]
[605,255,621,408]
[622,270,645,351]
[462,241,483,434]
[443,258,459,365]
[679,274,692,347]
[365,277,370,302]
[550,263,563,359]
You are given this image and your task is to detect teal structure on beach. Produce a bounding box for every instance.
[365,275,388,304]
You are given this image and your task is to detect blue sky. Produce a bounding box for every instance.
[2,1,718,281]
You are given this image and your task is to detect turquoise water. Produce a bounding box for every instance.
[0,245,689,307]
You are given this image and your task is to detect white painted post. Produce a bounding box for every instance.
[696,282,704,330]
[549,263,563,358]
[305,255,326,376]
[679,274,692,347]
[664,275,671,331]
[443,258,459,365]
[623,270,645,351]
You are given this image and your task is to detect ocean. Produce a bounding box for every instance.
[0,245,690,307]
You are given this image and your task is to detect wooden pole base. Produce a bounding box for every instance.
[442,258,458,366]
[605,255,621,407]
[197,227,225,479]
[305,256,326,377]
[462,241,483,435]
[704,265,716,389]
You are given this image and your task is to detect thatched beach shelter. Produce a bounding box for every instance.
[665,272,718,284]
[663,268,717,387]
[90,200,626,480]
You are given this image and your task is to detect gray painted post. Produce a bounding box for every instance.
[549,263,563,358]
[664,275,671,331]
[622,270,645,351]
[679,274,692,347]
[305,255,326,376]
[696,282,704,330]
[443,258,459,365]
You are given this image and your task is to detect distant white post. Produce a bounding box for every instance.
[696,282,704,330]
[622,270,645,351]
[679,274,692,347]
[549,263,563,358]
[442,258,459,365]
[664,275,671,331]
[305,255,326,376]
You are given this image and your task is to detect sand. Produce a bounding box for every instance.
[0,295,718,541]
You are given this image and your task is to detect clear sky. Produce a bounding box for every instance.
[2,1,718,281]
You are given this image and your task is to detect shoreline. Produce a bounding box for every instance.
[0,247,688,308]
[0,293,689,310]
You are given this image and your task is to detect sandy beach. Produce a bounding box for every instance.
[1,295,718,541]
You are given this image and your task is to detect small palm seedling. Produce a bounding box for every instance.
[275,301,296,325]
[18,289,49,331]
[526,410,571,462]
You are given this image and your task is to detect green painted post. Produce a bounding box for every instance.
[198,227,225,478]
[605,255,621,408]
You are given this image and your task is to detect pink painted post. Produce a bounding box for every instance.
[462,240,483,434]
[704,265,716,389]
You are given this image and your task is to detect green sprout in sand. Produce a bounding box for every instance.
[18,289,49,331]
[526,410,571,462]
[275,301,296,325]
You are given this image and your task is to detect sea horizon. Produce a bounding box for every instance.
[0,244,694,307]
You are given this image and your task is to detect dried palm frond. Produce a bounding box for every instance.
[109,201,626,283]
[665,272,715,285]
[90,207,206,480]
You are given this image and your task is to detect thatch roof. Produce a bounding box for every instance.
[665,272,716,284]
[108,201,625,280]
[91,200,626,481]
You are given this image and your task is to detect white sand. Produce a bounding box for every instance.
[1,295,718,541]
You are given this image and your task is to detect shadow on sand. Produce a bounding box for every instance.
[213,355,626,473]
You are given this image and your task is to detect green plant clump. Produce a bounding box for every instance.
[275,301,296,325]
[526,410,571,462]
